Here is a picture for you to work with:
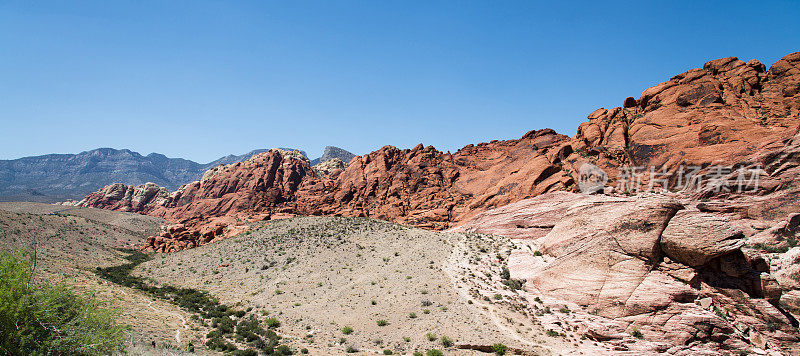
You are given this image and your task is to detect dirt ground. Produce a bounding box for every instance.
[136,216,609,355]
[1,203,613,355]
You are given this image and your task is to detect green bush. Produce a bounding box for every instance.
[426,350,444,356]
[441,336,453,347]
[342,326,354,334]
[492,343,507,355]
[265,317,281,329]
[0,249,127,355]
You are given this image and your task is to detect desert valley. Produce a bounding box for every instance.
[3,50,800,355]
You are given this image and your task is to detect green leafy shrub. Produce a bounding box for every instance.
[265,317,281,328]
[0,249,127,355]
[441,336,453,347]
[426,350,443,356]
[492,343,508,355]
[342,326,354,334]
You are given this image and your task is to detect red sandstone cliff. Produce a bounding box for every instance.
[78,52,800,252]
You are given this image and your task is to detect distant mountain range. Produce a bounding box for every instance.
[0,146,352,202]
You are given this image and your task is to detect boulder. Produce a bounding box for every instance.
[774,247,800,290]
[661,211,745,267]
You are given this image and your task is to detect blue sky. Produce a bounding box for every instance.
[1,0,798,162]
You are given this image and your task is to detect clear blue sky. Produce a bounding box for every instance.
[1,0,798,163]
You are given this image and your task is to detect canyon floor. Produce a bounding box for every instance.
[0,202,625,355]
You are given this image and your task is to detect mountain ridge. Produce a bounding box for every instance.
[77,51,800,251]
[0,146,350,202]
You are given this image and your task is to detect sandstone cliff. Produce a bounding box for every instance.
[78,52,800,255]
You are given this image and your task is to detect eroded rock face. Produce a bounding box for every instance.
[775,247,800,290]
[449,191,587,239]
[571,52,800,190]
[497,193,798,353]
[311,158,345,177]
[79,52,800,258]
[81,129,577,251]
[530,195,684,318]
[661,211,745,267]
[79,182,171,212]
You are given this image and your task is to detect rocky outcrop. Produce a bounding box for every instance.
[81,129,575,251]
[311,158,345,177]
[79,52,800,256]
[79,182,171,212]
[292,129,574,230]
[310,146,356,165]
[570,52,800,191]
[498,192,797,354]
[661,211,745,267]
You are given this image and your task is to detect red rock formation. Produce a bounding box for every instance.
[569,52,800,189]
[78,52,800,253]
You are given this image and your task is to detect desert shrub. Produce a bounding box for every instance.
[96,249,286,354]
[265,317,281,328]
[0,249,127,355]
[749,243,789,254]
[546,329,559,337]
[414,352,423,356]
[426,332,437,341]
[492,343,508,355]
[441,335,453,347]
[426,350,444,356]
[383,349,394,355]
[342,326,354,334]
[377,319,388,326]
[500,267,511,280]
[300,348,309,354]
[275,345,293,355]
[206,336,237,352]
[631,329,643,339]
